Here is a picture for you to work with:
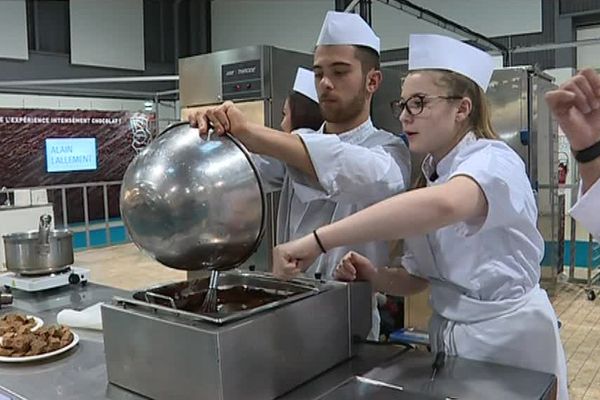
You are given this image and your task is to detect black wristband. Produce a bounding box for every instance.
[574,140,600,163]
[313,230,327,254]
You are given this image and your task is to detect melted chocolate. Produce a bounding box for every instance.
[138,285,287,315]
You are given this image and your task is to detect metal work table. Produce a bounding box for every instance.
[0,283,557,400]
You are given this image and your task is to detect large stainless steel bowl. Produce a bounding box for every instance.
[120,122,266,271]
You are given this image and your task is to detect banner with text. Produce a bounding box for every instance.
[0,109,154,222]
[0,109,153,187]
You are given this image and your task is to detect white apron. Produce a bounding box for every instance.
[407,233,569,400]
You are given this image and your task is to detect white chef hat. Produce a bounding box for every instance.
[292,67,318,103]
[408,34,495,91]
[316,11,380,54]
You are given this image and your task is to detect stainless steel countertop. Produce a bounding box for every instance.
[0,283,408,400]
[0,283,144,400]
[0,283,557,400]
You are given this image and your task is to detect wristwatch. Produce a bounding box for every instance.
[574,140,600,163]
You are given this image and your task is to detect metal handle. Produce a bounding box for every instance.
[38,214,52,246]
[144,291,176,309]
[0,293,13,306]
[208,270,220,290]
[0,187,10,206]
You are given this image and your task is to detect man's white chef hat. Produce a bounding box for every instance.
[316,11,380,54]
[292,67,318,103]
[408,34,495,91]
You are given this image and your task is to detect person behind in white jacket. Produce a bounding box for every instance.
[546,68,600,240]
[189,12,411,339]
[280,67,323,133]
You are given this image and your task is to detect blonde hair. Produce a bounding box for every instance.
[413,69,498,188]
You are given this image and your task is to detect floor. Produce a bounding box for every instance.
[76,243,600,400]
[75,243,186,290]
[553,281,600,400]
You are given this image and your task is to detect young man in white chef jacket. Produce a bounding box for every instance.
[189,11,411,339]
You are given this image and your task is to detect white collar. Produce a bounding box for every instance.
[421,131,477,183]
[319,118,375,145]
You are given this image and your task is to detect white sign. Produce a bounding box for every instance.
[45,138,98,173]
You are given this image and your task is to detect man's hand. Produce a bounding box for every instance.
[545,68,600,151]
[188,101,250,139]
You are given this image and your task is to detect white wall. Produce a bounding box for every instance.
[211,0,332,52]
[0,0,28,60]
[0,93,147,112]
[211,0,542,52]
[375,0,541,50]
[577,25,600,69]
[70,0,145,71]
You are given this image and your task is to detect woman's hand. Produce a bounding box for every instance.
[272,234,322,280]
[334,251,377,282]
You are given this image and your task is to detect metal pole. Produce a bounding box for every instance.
[159,0,166,63]
[589,233,594,286]
[0,75,179,87]
[173,0,184,63]
[569,217,576,280]
[61,188,68,228]
[103,184,111,246]
[154,93,160,137]
[359,0,372,25]
[83,187,91,248]
[557,194,565,276]
[344,0,361,12]
[155,89,180,97]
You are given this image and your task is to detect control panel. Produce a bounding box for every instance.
[221,60,262,101]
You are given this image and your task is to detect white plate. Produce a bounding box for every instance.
[0,332,79,363]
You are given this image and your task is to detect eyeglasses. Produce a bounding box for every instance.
[390,94,463,118]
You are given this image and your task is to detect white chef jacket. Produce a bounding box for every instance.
[570,179,600,241]
[254,118,411,339]
[401,132,568,400]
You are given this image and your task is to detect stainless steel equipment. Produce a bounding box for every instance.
[120,123,265,271]
[486,67,560,288]
[101,271,372,400]
[3,214,74,275]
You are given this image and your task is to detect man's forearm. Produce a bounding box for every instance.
[580,157,600,194]
[243,123,317,180]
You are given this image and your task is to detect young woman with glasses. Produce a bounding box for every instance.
[272,34,568,399]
